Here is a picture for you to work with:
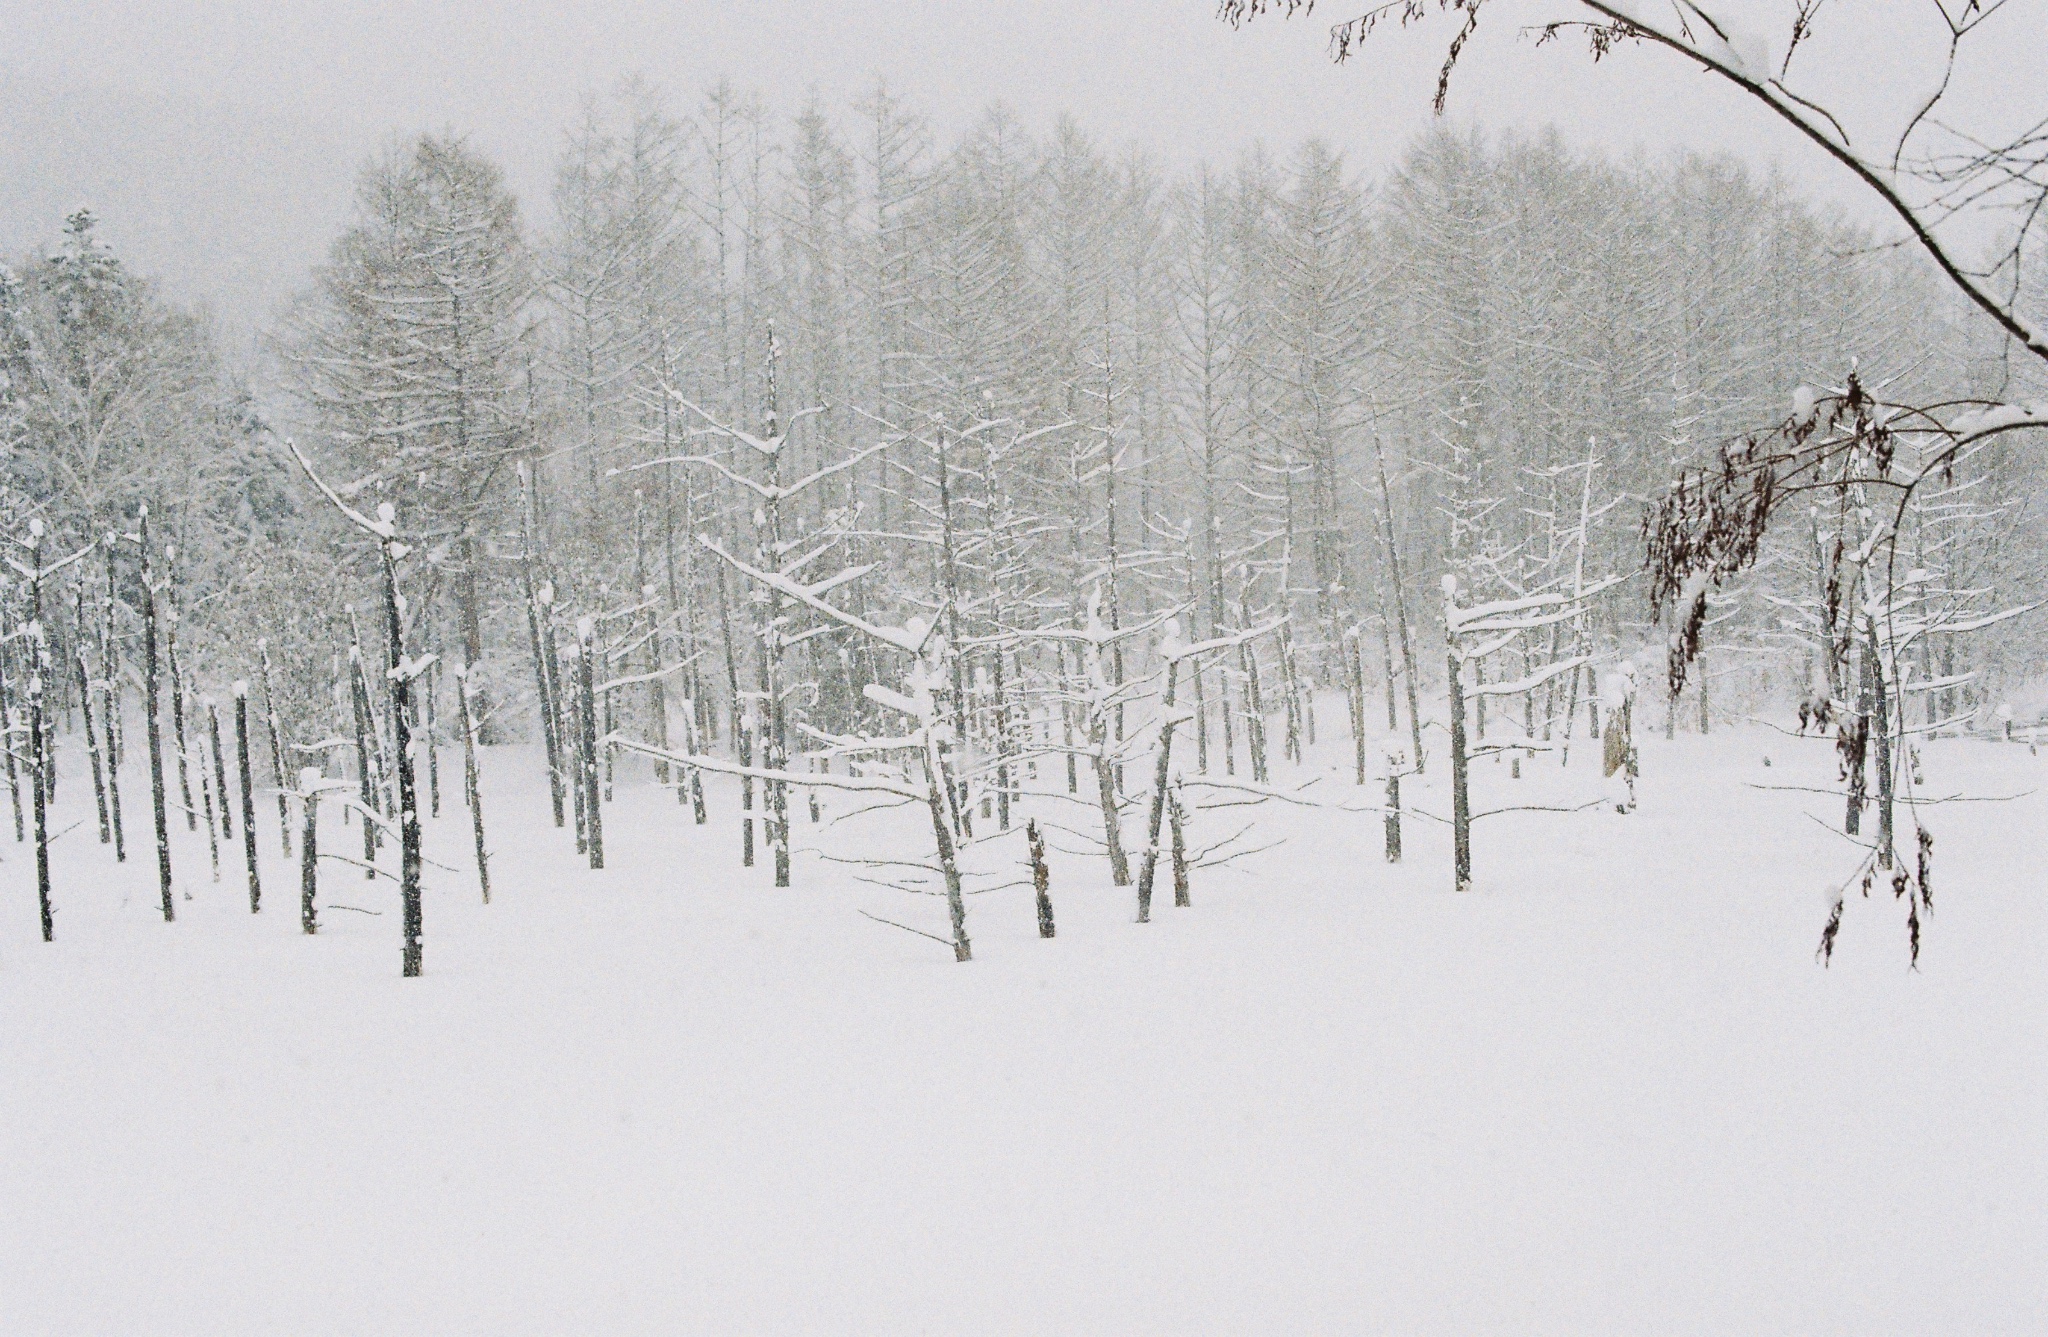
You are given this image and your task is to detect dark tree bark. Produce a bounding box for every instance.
[167,611,196,831]
[578,619,603,870]
[459,663,491,904]
[922,749,970,963]
[198,730,220,883]
[139,508,174,920]
[1136,660,1182,923]
[75,640,111,846]
[300,785,320,935]
[259,640,291,855]
[207,700,232,840]
[101,667,126,862]
[379,533,425,977]
[1868,616,1894,869]
[30,657,53,942]
[1168,781,1191,908]
[235,688,261,912]
[1449,648,1472,894]
[1028,818,1054,938]
[3,650,23,844]
[1384,770,1402,863]
[424,658,441,819]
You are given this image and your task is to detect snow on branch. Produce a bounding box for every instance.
[1470,655,1590,699]
[696,537,928,655]
[277,434,395,540]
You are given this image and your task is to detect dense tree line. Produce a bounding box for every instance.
[4,84,2043,963]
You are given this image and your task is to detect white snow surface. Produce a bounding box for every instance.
[4,718,2044,1334]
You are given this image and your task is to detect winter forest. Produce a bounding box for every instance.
[4,2,2046,1332]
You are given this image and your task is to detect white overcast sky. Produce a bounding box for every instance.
[3,0,2040,346]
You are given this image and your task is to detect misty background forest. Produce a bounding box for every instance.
[4,2,2046,1332]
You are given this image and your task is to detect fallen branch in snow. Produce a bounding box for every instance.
[1470,800,1607,820]
[1746,782,2033,806]
[856,908,960,950]
[318,851,401,882]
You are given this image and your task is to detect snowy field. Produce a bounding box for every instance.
[3,718,2043,1335]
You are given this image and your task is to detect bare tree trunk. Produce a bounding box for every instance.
[300,785,319,935]
[1092,700,1130,887]
[578,620,604,871]
[102,670,125,862]
[993,649,1012,831]
[1028,817,1054,938]
[1373,432,1426,774]
[349,646,377,877]
[1869,616,1893,869]
[458,532,491,742]
[1846,641,1870,837]
[199,733,221,883]
[922,744,971,962]
[259,639,290,854]
[1448,649,1472,894]
[521,521,566,826]
[738,705,755,866]
[1136,660,1181,922]
[31,660,53,941]
[1240,639,1269,784]
[140,509,174,920]
[1064,643,1080,793]
[3,662,24,844]
[380,536,424,977]
[424,659,441,819]
[1279,622,1303,765]
[1384,767,1402,863]
[235,686,261,913]
[76,642,111,846]
[208,699,232,841]
[459,664,491,904]
[1348,630,1369,784]
[1169,780,1191,908]
[168,615,196,831]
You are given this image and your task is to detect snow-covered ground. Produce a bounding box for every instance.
[3,718,2043,1334]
